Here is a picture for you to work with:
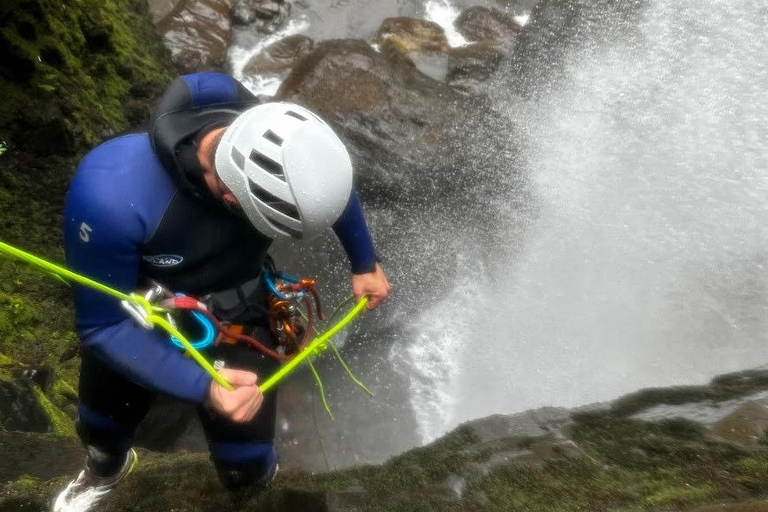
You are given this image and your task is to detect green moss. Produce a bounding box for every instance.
[5,474,42,492]
[0,0,172,154]
[644,481,716,508]
[610,371,768,417]
[32,385,75,437]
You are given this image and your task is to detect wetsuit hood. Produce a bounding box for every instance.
[149,73,260,198]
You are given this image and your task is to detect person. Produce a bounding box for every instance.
[52,72,390,512]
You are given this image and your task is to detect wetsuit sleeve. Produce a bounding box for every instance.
[332,190,378,274]
[64,164,212,404]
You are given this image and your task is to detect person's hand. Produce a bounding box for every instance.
[208,368,263,423]
[352,263,390,310]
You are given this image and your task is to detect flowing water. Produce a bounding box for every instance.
[396,0,768,443]
[234,0,768,460]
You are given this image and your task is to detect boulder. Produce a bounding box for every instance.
[275,39,468,204]
[233,0,291,33]
[152,0,232,73]
[447,40,507,93]
[0,378,51,433]
[455,7,523,42]
[374,17,451,81]
[374,17,450,54]
[0,361,74,435]
[462,407,573,443]
[145,0,186,26]
[242,34,315,76]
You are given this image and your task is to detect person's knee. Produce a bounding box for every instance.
[210,441,277,492]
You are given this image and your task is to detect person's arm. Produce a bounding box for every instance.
[64,162,213,402]
[332,190,390,309]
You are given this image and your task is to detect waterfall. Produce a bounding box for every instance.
[395,0,768,442]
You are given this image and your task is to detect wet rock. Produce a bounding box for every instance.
[375,17,451,81]
[232,0,255,24]
[233,0,291,33]
[327,487,369,510]
[279,488,327,512]
[0,378,50,433]
[709,400,768,450]
[0,432,82,482]
[242,35,315,76]
[0,358,56,434]
[276,38,466,203]
[485,449,543,469]
[423,474,467,500]
[447,40,507,93]
[507,0,649,97]
[455,7,523,42]
[22,102,76,156]
[20,367,54,393]
[146,0,186,26]
[530,438,584,459]
[462,407,573,443]
[455,408,583,471]
[153,0,232,73]
[374,17,450,54]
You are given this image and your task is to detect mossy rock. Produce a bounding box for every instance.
[0,355,75,436]
[0,0,172,155]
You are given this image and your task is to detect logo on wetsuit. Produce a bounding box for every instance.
[142,254,185,267]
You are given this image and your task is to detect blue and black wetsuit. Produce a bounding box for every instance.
[63,73,377,488]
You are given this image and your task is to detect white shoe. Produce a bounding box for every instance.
[52,448,137,512]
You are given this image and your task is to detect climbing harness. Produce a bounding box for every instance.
[0,241,371,407]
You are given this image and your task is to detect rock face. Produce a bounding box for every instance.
[0,0,170,154]
[455,7,523,42]
[505,0,649,96]
[149,0,232,73]
[242,35,315,76]
[276,39,468,204]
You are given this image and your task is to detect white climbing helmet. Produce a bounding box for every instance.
[215,102,353,239]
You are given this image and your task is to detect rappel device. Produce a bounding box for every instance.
[0,241,371,410]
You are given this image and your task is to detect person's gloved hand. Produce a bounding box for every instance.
[208,368,263,423]
[352,263,391,310]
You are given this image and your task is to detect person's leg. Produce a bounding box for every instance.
[53,351,154,511]
[76,350,155,476]
[199,333,280,492]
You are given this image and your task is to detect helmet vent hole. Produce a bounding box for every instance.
[285,110,307,121]
[263,130,283,146]
[231,147,246,170]
[248,179,300,220]
[268,219,303,239]
[249,150,285,180]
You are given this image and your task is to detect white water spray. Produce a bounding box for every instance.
[398,0,768,442]
[229,17,310,96]
[424,0,469,47]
